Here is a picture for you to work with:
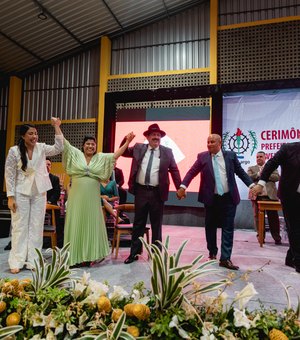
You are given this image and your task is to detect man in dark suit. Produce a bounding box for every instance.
[247,151,281,244]
[45,158,63,248]
[177,134,253,270]
[46,158,61,205]
[121,123,181,264]
[252,142,300,273]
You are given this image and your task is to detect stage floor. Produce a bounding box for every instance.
[1,226,299,311]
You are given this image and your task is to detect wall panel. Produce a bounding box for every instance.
[219,0,300,25]
[111,2,210,74]
[22,46,100,121]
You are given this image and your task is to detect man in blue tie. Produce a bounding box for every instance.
[120,123,182,264]
[177,134,254,270]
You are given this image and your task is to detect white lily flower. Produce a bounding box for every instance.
[79,312,89,330]
[222,330,237,339]
[66,323,78,336]
[88,280,109,296]
[169,315,191,339]
[54,323,64,335]
[108,285,129,301]
[131,289,140,299]
[32,312,47,327]
[82,293,99,305]
[169,315,179,328]
[74,282,86,297]
[233,308,252,329]
[202,322,218,334]
[81,271,91,285]
[233,283,258,310]
[45,329,56,340]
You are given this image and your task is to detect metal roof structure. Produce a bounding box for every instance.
[0,0,206,78]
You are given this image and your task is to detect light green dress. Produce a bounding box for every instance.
[63,139,115,266]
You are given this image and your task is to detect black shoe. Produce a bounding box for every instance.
[124,255,138,264]
[4,241,11,250]
[275,240,282,245]
[219,259,239,270]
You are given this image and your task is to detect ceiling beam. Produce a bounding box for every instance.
[0,30,44,62]
[161,0,170,18]
[32,0,83,45]
[100,0,124,30]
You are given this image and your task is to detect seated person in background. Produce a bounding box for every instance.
[44,158,64,248]
[247,151,281,245]
[46,158,61,205]
[100,178,123,223]
[113,165,127,204]
[112,164,130,223]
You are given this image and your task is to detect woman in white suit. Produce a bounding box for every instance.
[5,117,63,273]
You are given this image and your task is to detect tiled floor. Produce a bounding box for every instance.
[1,226,299,311]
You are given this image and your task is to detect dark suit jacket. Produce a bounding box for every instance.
[47,173,60,205]
[121,142,181,202]
[182,150,253,206]
[260,142,300,201]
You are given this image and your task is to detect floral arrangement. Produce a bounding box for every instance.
[0,240,300,339]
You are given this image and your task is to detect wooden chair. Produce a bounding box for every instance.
[111,204,150,259]
[43,203,60,248]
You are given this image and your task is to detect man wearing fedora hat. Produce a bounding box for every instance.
[120,123,182,264]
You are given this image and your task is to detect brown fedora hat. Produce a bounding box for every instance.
[143,123,166,137]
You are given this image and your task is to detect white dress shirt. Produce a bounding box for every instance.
[212,150,229,194]
[136,146,160,186]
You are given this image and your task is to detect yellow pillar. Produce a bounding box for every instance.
[6,76,22,155]
[210,0,218,85]
[97,36,111,151]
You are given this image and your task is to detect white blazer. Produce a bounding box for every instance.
[5,135,64,197]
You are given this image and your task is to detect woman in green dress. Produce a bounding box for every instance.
[63,132,134,267]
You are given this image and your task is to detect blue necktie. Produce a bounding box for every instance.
[145,149,154,185]
[213,154,224,195]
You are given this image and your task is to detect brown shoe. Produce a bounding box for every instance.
[208,254,217,260]
[219,259,239,270]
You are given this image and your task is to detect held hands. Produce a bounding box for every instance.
[51,117,61,127]
[176,187,186,200]
[8,197,17,213]
[125,132,135,144]
[250,184,263,198]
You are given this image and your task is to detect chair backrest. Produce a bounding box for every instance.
[45,203,60,227]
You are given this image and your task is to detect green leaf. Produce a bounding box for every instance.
[0,325,23,339]
[111,312,126,339]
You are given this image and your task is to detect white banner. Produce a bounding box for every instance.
[223,90,300,199]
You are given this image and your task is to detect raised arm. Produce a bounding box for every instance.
[114,132,135,160]
[51,117,63,135]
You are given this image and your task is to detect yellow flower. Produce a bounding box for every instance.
[111,308,123,322]
[124,303,136,317]
[0,301,7,313]
[96,296,111,313]
[269,328,288,340]
[6,312,21,326]
[127,325,140,337]
[132,304,150,320]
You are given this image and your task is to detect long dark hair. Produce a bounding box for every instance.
[81,135,97,154]
[18,124,36,171]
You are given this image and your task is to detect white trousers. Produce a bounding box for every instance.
[8,191,46,269]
